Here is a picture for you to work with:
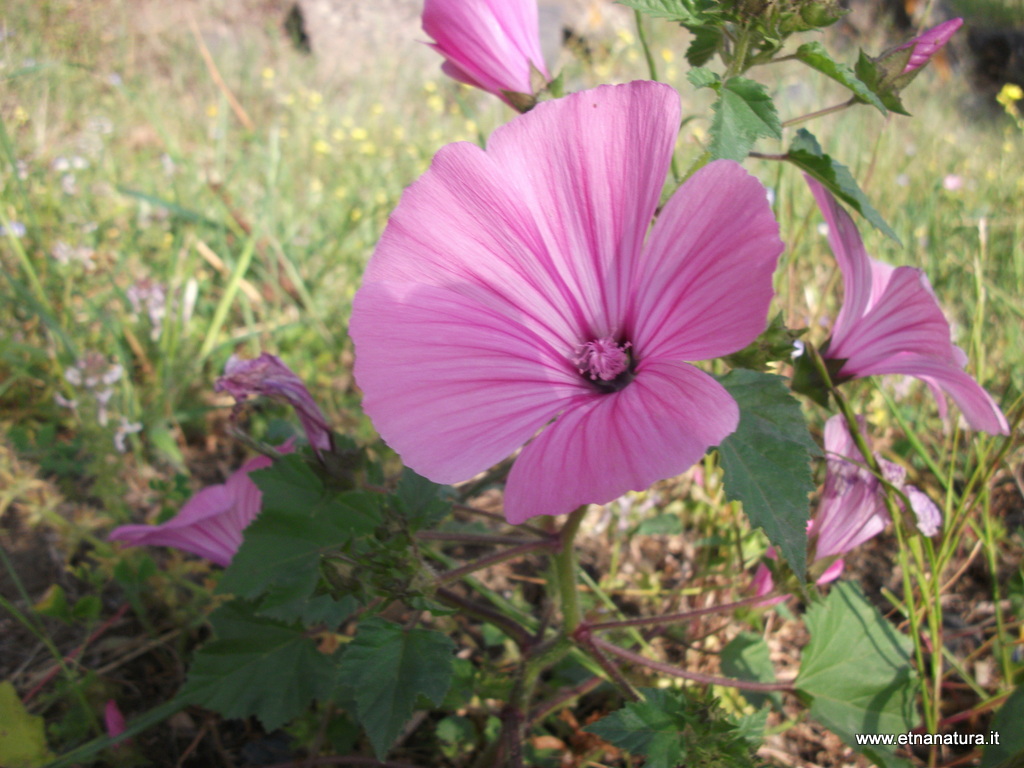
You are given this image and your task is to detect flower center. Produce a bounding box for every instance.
[573,337,634,392]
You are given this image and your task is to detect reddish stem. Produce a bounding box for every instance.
[592,636,793,693]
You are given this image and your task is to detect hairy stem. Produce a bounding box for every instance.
[553,507,588,634]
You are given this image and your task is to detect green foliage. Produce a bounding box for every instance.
[795,42,887,113]
[181,600,336,732]
[721,632,782,710]
[337,618,455,758]
[722,313,805,372]
[584,687,764,768]
[796,582,918,767]
[617,0,723,26]
[786,128,900,241]
[982,685,1024,767]
[0,681,53,767]
[717,369,816,579]
[219,453,381,621]
[707,77,782,162]
[394,467,452,531]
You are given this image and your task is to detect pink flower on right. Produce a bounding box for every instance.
[807,177,1009,435]
[895,18,963,75]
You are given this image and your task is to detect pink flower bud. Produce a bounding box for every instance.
[894,18,963,74]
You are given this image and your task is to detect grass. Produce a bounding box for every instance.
[1,0,1022,765]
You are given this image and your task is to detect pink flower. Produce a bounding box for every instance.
[104,699,127,745]
[109,444,292,566]
[350,82,783,524]
[422,0,550,106]
[808,178,1008,435]
[894,18,963,75]
[753,414,940,601]
[215,353,333,455]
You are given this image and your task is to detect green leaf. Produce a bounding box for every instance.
[709,77,781,162]
[586,689,687,768]
[181,600,336,731]
[787,128,900,242]
[685,27,722,67]
[716,369,816,579]
[338,618,455,758]
[855,49,912,116]
[394,467,452,530]
[0,681,53,767]
[219,454,381,613]
[616,0,722,26]
[721,632,782,710]
[584,688,762,767]
[982,685,1024,767]
[687,66,720,90]
[796,582,918,767]
[795,42,887,113]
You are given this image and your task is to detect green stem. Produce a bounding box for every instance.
[436,539,559,584]
[554,506,587,634]
[781,98,855,128]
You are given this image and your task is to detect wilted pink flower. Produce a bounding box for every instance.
[808,178,1008,435]
[754,414,940,601]
[350,82,783,524]
[422,0,550,106]
[109,444,292,566]
[104,699,127,745]
[894,18,963,74]
[216,353,333,455]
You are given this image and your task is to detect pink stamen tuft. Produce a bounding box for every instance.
[574,338,631,381]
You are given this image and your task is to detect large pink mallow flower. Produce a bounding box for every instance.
[807,178,1008,435]
[894,18,963,74]
[215,353,333,455]
[109,444,292,566]
[350,81,784,524]
[754,414,940,601]
[422,0,550,105]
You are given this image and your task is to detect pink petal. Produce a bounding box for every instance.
[806,176,876,335]
[104,700,127,743]
[828,267,957,370]
[876,354,1009,434]
[486,81,681,339]
[363,139,586,348]
[896,18,963,74]
[216,354,332,454]
[630,160,784,360]
[808,178,1008,435]
[502,360,738,522]
[108,451,282,567]
[751,562,787,607]
[811,416,889,559]
[422,0,549,99]
[905,485,942,536]
[351,281,585,484]
[816,558,845,584]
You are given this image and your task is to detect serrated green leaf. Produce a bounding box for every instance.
[795,42,887,113]
[796,582,918,767]
[338,618,455,758]
[0,681,53,767]
[982,685,1024,767]
[721,632,781,710]
[709,77,781,161]
[685,27,722,67]
[616,0,722,26]
[717,369,815,579]
[219,454,381,612]
[182,600,336,731]
[687,66,720,90]
[787,128,900,242]
[395,467,452,530]
[584,688,761,767]
[585,689,686,768]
